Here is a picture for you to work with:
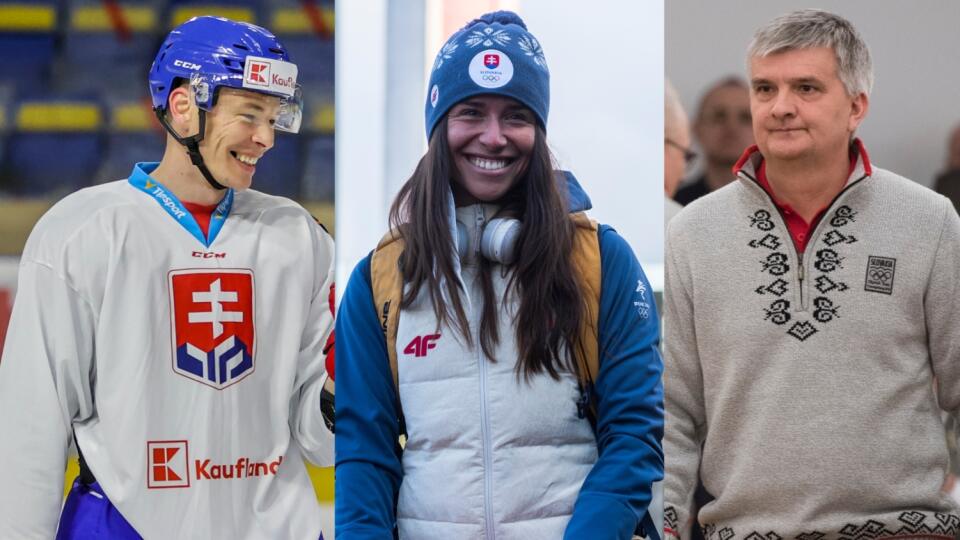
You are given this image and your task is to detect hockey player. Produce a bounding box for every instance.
[0,16,334,539]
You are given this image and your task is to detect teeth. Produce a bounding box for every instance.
[235,153,259,165]
[470,157,508,170]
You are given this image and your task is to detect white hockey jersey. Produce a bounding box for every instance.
[0,163,334,539]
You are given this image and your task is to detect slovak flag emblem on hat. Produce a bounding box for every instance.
[484,54,500,69]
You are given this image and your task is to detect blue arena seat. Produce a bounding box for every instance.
[165,2,259,28]
[269,2,334,83]
[3,96,105,196]
[0,2,58,92]
[59,1,163,93]
[99,96,165,183]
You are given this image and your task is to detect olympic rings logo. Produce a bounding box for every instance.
[482,74,501,82]
[869,269,892,282]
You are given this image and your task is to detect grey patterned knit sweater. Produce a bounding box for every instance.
[663,146,960,539]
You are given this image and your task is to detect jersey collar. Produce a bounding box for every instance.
[127,162,234,247]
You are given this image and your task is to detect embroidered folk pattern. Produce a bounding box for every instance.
[823,229,857,246]
[664,505,679,532]
[749,210,775,231]
[755,278,788,297]
[829,204,857,226]
[750,234,782,250]
[814,249,843,273]
[763,299,791,325]
[812,297,838,322]
[761,253,790,276]
[700,511,960,540]
[748,206,857,342]
[787,321,817,341]
[814,276,848,294]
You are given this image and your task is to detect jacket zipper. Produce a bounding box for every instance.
[478,337,496,539]
[740,170,868,311]
[473,204,496,539]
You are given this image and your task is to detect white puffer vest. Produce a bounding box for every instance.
[395,203,598,540]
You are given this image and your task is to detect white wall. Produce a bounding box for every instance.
[337,0,665,289]
[667,0,960,189]
[521,0,664,276]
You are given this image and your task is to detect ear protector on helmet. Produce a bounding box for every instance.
[456,217,521,265]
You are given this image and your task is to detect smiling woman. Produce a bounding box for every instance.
[446,96,536,205]
[335,9,664,540]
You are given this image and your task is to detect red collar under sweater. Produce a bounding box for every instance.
[732,139,873,252]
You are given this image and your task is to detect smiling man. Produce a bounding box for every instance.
[0,17,334,539]
[663,10,960,538]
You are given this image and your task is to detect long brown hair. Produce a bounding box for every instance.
[388,116,585,380]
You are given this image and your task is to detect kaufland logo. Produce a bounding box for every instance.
[246,61,270,87]
[272,73,295,89]
[147,441,283,489]
[484,54,500,69]
[147,440,190,489]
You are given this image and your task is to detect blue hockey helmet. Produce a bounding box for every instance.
[149,16,302,133]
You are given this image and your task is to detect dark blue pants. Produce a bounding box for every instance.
[56,480,141,539]
[56,479,326,539]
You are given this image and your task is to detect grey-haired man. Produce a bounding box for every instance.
[664,9,960,538]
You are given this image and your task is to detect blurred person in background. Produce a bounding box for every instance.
[665,80,690,225]
[664,9,960,538]
[335,11,663,540]
[934,123,960,212]
[673,77,753,206]
[0,16,334,539]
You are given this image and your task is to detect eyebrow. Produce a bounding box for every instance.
[239,102,266,113]
[750,76,824,86]
[456,100,486,109]
[504,105,533,114]
[787,77,823,86]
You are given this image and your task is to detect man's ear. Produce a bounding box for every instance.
[167,85,195,131]
[848,92,869,133]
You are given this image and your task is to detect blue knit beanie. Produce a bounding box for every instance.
[424,10,549,138]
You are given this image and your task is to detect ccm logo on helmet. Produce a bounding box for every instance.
[173,59,202,70]
[404,334,440,358]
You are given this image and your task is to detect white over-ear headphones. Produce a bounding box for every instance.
[456,217,521,265]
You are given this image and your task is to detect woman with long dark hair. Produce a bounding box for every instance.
[335,11,663,539]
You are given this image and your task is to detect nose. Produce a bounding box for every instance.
[477,116,507,149]
[252,122,275,150]
[770,91,797,120]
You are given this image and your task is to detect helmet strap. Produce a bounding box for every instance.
[153,108,227,191]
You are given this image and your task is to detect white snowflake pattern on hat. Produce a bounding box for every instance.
[518,35,547,70]
[433,40,459,71]
[466,27,511,48]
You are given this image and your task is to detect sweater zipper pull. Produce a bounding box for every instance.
[798,254,804,307]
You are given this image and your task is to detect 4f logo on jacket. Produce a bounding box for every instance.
[169,269,255,389]
[404,334,440,357]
